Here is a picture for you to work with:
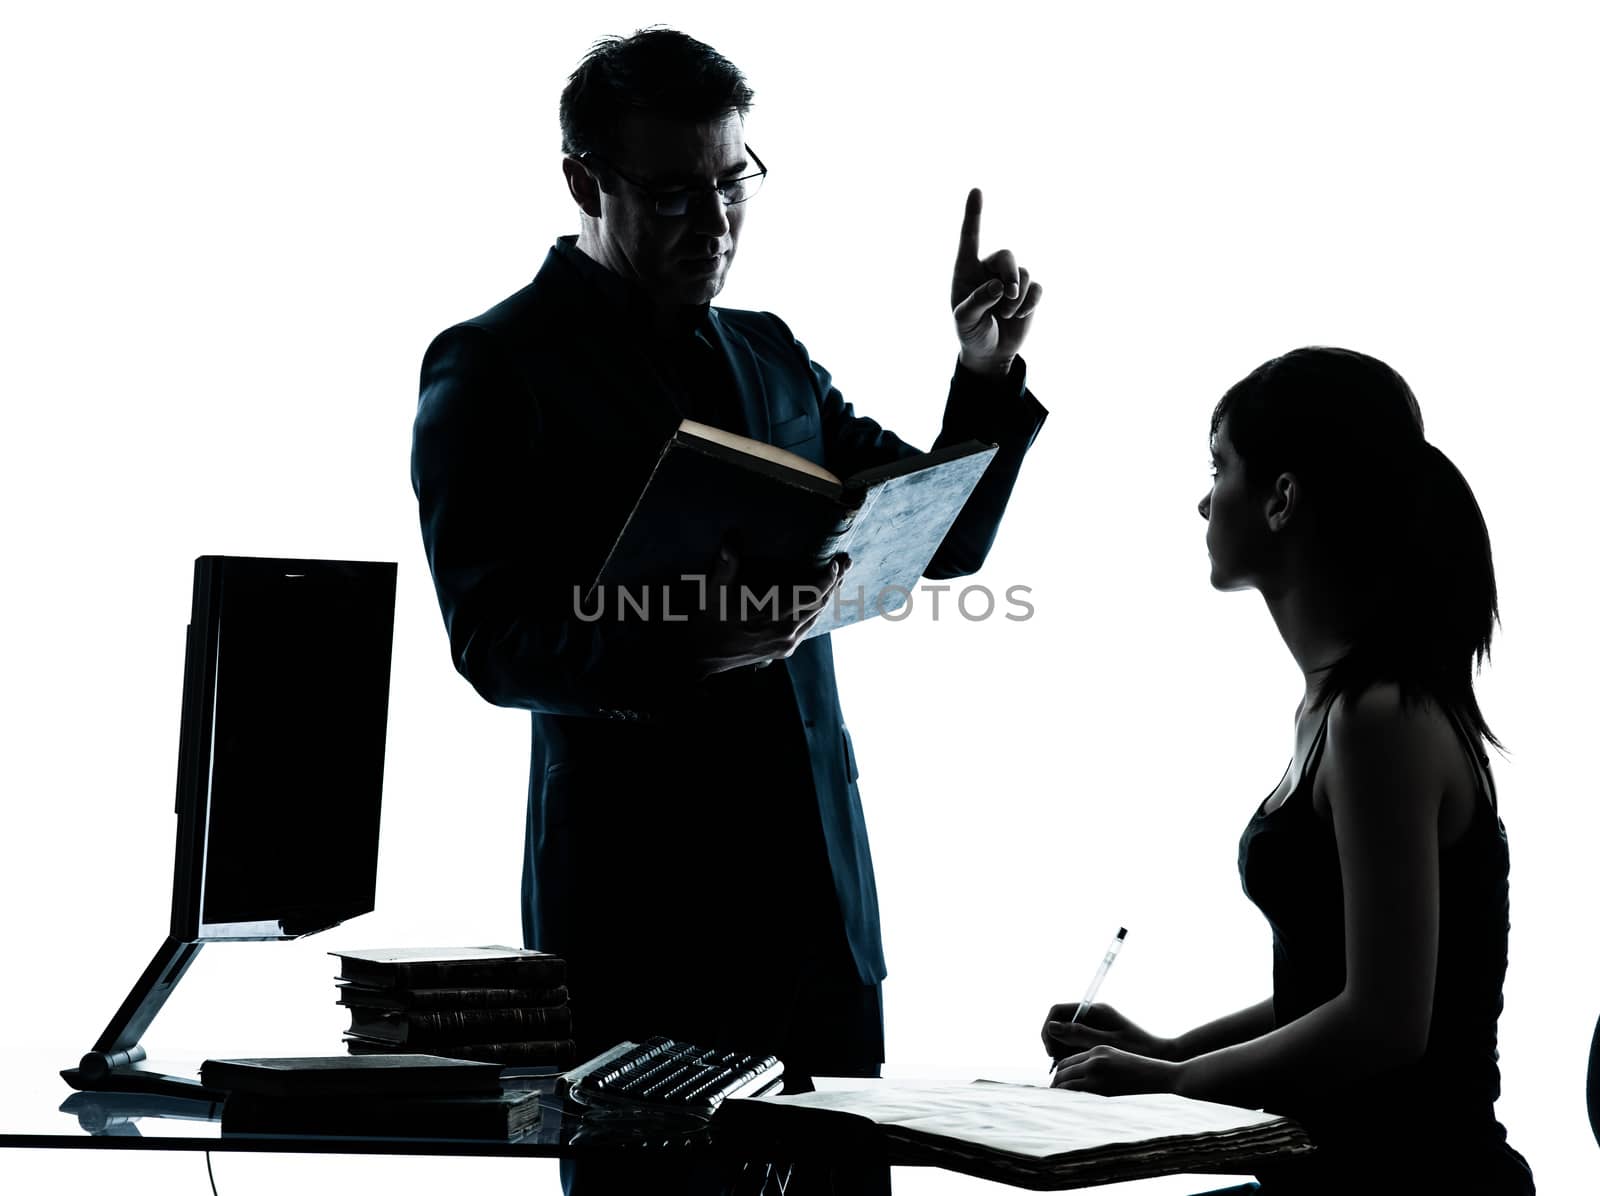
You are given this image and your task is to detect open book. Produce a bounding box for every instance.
[722,1079,1311,1190]
[589,420,999,639]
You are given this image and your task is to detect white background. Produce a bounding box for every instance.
[4,2,1596,1192]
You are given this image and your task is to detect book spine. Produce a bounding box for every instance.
[435,1038,577,1065]
[348,1004,574,1044]
[410,985,568,1009]
[337,985,569,1011]
[341,959,566,988]
[404,1005,574,1036]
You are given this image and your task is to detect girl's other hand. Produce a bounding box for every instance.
[1050,1044,1182,1096]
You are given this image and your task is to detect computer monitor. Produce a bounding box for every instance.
[62,555,398,1099]
[170,555,395,940]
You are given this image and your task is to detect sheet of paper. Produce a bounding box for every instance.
[763,1081,1281,1160]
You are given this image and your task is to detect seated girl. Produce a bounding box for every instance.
[1042,347,1534,1194]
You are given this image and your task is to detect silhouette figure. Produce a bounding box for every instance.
[410,26,1048,1194]
[1589,1012,1600,1146]
[1041,348,1533,1194]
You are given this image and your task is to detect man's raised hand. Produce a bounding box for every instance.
[951,187,1043,378]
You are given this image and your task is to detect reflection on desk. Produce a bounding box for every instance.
[59,1089,223,1138]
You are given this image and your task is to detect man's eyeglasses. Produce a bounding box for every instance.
[578,148,768,217]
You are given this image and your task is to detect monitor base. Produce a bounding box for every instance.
[61,1053,224,1103]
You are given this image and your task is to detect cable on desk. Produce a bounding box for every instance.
[205,1150,219,1196]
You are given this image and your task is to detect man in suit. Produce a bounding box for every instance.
[410,25,1046,1156]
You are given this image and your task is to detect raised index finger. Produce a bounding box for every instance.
[957,187,983,265]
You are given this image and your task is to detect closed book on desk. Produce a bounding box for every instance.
[332,946,566,989]
[723,1080,1312,1191]
[200,1054,502,1099]
[220,1089,546,1141]
[346,1003,574,1045]
[590,420,999,639]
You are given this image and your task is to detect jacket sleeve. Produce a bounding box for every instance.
[411,324,698,719]
[772,314,1049,580]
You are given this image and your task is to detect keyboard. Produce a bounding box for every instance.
[560,1037,784,1118]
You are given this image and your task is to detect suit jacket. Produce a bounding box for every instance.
[411,239,1046,1038]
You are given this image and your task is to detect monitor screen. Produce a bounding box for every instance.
[170,556,397,941]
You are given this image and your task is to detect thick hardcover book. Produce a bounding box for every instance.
[221,1088,545,1141]
[331,946,566,989]
[345,1036,580,1067]
[345,1003,574,1045]
[589,420,1000,639]
[199,1054,503,1099]
[336,982,570,1012]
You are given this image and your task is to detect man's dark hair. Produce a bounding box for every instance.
[559,28,755,158]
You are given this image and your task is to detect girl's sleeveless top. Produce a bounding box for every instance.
[1236,702,1535,1193]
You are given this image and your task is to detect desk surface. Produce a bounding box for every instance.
[3,1048,1257,1194]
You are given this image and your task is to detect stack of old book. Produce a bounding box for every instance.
[333,945,577,1069]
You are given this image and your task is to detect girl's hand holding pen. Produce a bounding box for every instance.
[1044,926,1187,1095]
[1041,1002,1179,1064]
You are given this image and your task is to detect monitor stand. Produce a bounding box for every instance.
[61,935,226,1101]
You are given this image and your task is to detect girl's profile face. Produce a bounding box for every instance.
[1198,416,1273,592]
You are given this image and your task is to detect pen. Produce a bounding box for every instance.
[1050,927,1128,1072]
[1073,926,1127,1023]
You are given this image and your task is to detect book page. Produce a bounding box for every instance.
[678,418,841,486]
[756,1082,1282,1160]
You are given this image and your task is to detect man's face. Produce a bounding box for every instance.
[583,109,749,307]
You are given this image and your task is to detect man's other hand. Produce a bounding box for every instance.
[951,187,1043,378]
[689,546,850,678]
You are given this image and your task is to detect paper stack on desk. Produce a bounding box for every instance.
[730,1080,1311,1190]
[333,946,578,1068]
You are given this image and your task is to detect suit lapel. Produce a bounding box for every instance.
[706,308,771,442]
[536,247,682,445]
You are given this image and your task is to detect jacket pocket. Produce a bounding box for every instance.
[841,724,860,782]
[771,408,819,447]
